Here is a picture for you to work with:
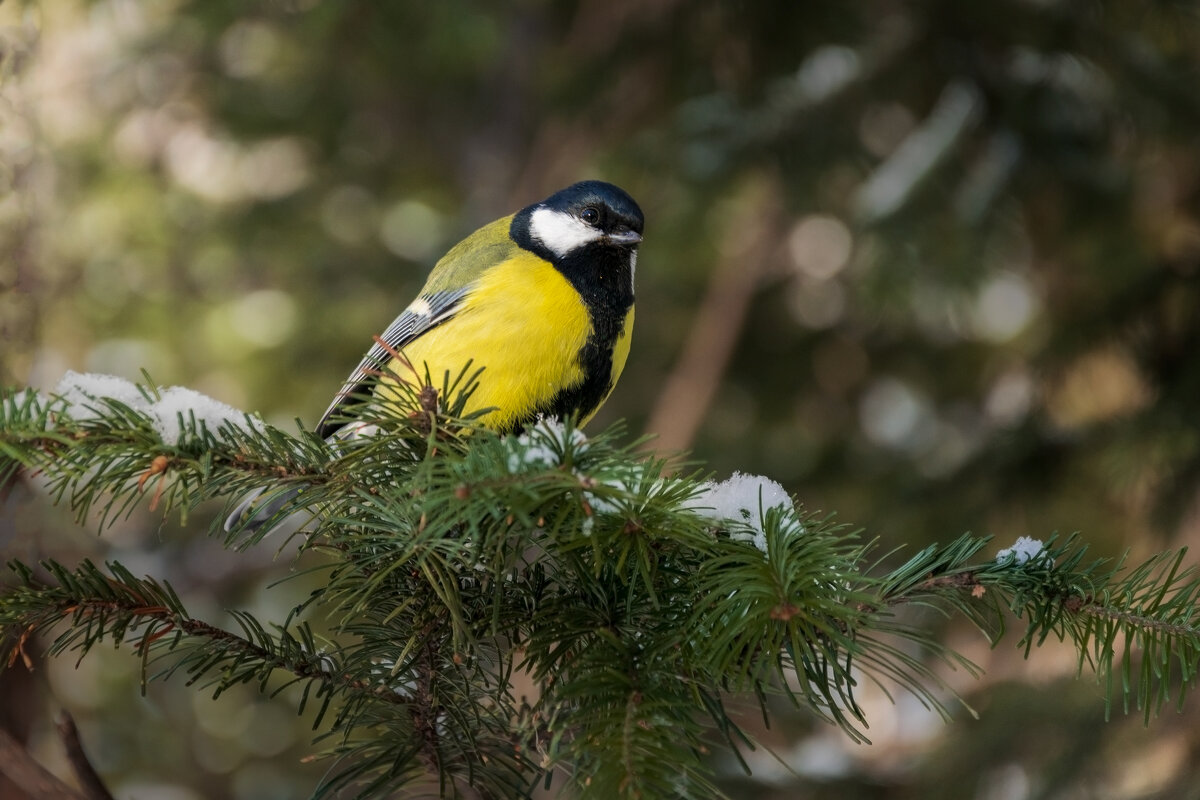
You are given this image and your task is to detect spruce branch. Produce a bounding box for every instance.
[867,533,1200,723]
[0,559,386,718]
[3,380,1200,798]
[1,382,335,533]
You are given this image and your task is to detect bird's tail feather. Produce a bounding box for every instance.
[223,486,308,534]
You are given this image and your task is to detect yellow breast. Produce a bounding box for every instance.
[379,251,595,430]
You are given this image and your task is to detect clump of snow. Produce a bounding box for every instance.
[506,418,587,472]
[685,472,795,553]
[996,536,1046,565]
[4,388,61,414]
[53,371,264,444]
[6,388,35,406]
[148,384,264,443]
[584,475,636,515]
[54,372,149,419]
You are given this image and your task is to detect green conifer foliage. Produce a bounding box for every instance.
[3,380,1198,798]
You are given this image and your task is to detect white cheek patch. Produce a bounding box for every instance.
[529,207,604,257]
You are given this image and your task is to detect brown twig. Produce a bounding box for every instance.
[411,619,445,776]
[1079,603,1200,638]
[13,597,409,706]
[0,726,89,800]
[644,177,785,453]
[55,712,115,800]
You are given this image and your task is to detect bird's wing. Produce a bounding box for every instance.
[315,214,521,438]
[316,288,469,437]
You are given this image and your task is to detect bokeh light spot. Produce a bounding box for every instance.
[787,214,853,280]
[380,199,445,261]
[219,20,281,79]
[229,289,297,349]
[320,185,378,245]
[970,271,1039,342]
[859,377,932,450]
[787,277,846,329]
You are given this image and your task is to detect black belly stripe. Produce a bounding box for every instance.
[502,246,634,433]
[505,208,637,434]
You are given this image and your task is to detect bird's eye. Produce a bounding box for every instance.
[580,207,600,225]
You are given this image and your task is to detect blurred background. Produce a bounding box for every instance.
[3,0,1200,798]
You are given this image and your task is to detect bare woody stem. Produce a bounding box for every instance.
[17,598,408,705]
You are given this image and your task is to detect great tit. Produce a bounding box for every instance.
[320,180,643,436]
[225,180,643,532]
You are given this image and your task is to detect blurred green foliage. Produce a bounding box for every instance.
[3,0,1200,798]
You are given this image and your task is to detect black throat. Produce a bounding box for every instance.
[510,213,636,431]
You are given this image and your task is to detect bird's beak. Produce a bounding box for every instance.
[605,229,643,246]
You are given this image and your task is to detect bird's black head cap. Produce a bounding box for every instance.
[542,180,644,238]
[513,180,644,260]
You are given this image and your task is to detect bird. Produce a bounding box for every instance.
[224,180,644,532]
